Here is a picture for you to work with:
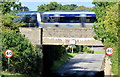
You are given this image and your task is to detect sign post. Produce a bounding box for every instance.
[4,49,13,72]
[105,47,114,75]
[8,58,10,72]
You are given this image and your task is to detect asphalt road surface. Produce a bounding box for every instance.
[56,54,105,77]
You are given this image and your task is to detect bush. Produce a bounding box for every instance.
[110,50,118,75]
[83,45,87,52]
[2,29,43,74]
[87,50,94,54]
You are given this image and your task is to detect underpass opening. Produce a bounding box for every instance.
[42,45,105,77]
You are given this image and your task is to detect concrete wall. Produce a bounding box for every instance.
[19,28,42,46]
[19,27,103,46]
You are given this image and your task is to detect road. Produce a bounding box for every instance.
[56,54,105,77]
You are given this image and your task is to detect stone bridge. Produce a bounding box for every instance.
[19,27,103,46]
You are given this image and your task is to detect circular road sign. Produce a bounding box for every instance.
[4,49,13,58]
[105,47,114,55]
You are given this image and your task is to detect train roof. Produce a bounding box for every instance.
[44,10,91,12]
[15,11,43,15]
[43,10,95,14]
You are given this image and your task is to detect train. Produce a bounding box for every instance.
[14,11,97,28]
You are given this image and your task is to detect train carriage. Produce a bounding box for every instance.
[15,11,97,28]
[41,11,97,28]
[14,11,43,27]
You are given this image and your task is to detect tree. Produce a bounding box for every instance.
[2,2,22,14]
[92,2,116,45]
[21,6,29,11]
[2,12,25,32]
[1,1,43,75]
[70,4,78,10]
[61,4,77,10]
[37,2,78,11]
[37,2,62,11]
[92,2,118,75]
[1,2,25,32]
[61,5,73,10]
[74,6,92,10]
[100,4,118,75]
[2,29,43,74]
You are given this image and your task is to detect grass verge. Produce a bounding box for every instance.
[84,51,105,54]
[100,56,105,70]
[94,51,105,54]
[51,52,78,71]
[1,72,41,77]
[110,51,118,75]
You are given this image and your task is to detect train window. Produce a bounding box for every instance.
[22,14,38,27]
[85,17,97,23]
[42,16,97,23]
[42,17,58,23]
[23,15,37,23]
[42,17,48,22]
[59,17,80,23]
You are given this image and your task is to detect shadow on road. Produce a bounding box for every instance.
[50,70,104,77]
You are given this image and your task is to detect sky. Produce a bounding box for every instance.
[19,0,95,11]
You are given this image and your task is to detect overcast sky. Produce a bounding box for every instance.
[19,0,95,11]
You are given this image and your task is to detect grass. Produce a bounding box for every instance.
[84,51,105,54]
[1,72,26,77]
[1,71,41,77]
[94,51,105,54]
[110,51,118,75]
[84,52,87,54]
[51,52,78,71]
[100,57,105,70]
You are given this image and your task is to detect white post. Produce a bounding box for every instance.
[72,46,73,53]
[8,58,10,72]
[92,46,93,50]
[65,49,67,55]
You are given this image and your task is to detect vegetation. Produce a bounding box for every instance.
[51,52,78,71]
[37,2,77,11]
[21,6,29,11]
[61,4,78,10]
[83,46,94,54]
[118,2,120,76]
[74,6,92,10]
[110,51,118,75]
[2,13,25,32]
[2,2,25,32]
[1,2,22,14]
[1,71,41,77]
[1,1,43,76]
[2,29,43,74]
[37,2,92,11]
[92,1,118,75]
[50,45,82,71]
[94,51,105,54]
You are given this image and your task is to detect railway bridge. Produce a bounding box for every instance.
[20,27,105,77]
[20,27,103,46]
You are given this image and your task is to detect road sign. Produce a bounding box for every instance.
[66,47,69,49]
[70,40,76,45]
[5,49,13,58]
[105,47,114,55]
